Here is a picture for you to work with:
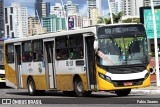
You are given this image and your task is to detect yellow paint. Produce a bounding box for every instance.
[32,75,47,90]
[56,74,88,91]
[22,74,47,90]
[96,65,150,90]
[146,64,150,71]
[5,64,17,86]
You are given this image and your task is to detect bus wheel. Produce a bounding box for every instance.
[74,77,91,97]
[27,78,36,96]
[115,89,131,96]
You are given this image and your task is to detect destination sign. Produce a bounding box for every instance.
[97,25,145,36]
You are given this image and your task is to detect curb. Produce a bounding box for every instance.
[131,89,160,94]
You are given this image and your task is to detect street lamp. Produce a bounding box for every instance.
[150,0,160,86]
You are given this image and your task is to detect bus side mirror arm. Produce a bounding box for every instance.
[94,40,99,53]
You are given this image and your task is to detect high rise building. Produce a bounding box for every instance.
[82,16,91,28]
[96,0,101,16]
[35,0,50,19]
[0,0,4,38]
[64,0,79,15]
[111,0,143,16]
[5,3,28,38]
[87,0,96,18]
[42,15,66,32]
[90,8,99,25]
[144,0,160,6]
[50,3,65,18]
[28,17,47,36]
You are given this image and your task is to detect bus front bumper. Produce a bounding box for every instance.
[97,73,150,91]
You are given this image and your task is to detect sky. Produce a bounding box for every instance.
[4,0,109,17]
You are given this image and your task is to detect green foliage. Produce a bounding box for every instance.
[122,18,140,23]
[97,11,123,24]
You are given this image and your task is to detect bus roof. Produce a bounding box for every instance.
[4,23,143,44]
[4,27,97,44]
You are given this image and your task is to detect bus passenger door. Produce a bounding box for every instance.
[44,40,56,89]
[14,44,22,88]
[84,36,97,90]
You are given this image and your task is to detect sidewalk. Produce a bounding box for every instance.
[131,82,160,94]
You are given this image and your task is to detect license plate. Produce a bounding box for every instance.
[124,82,133,86]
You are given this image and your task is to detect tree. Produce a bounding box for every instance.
[97,17,111,24]
[122,18,140,23]
[97,11,123,24]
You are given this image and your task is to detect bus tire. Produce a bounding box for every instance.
[115,89,131,96]
[27,78,36,96]
[74,77,91,97]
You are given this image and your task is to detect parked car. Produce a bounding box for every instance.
[0,65,5,87]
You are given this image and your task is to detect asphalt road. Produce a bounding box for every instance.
[0,87,160,107]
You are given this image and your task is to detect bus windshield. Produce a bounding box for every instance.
[97,35,148,66]
[96,24,148,66]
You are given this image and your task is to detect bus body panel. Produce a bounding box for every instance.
[96,65,150,90]
[5,64,17,88]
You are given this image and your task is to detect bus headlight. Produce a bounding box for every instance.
[144,72,150,80]
[98,72,112,82]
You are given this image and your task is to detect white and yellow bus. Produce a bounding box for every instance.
[4,23,150,96]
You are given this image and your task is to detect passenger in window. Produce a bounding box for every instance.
[80,49,83,58]
[70,49,74,58]
[22,54,26,61]
[57,51,61,59]
[29,51,33,61]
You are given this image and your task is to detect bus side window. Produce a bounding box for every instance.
[22,41,32,62]
[6,44,14,63]
[56,36,68,60]
[33,40,43,61]
[69,34,83,59]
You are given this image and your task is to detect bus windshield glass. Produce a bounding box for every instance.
[97,25,148,66]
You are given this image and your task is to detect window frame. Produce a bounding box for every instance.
[6,43,14,63]
[55,36,68,60]
[22,41,32,62]
[69,34,84,59]
[32,40,43,62]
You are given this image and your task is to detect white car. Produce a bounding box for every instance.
[0,69,5,83]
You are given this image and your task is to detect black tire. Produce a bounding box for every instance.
[27,78,37,96]
[74,77,92,97]
[115,89,131,96]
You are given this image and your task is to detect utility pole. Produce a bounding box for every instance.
[107,0,113,24]
[150,0,160,86]
[60,0,68,31]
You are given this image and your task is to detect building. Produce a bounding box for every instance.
[35,0,50,20]
[64,0,79,15]
[5,3,28,38]
[68,14,82,30]
[87,0,97,18]
[144,0,160,6]
[82,16,91,27]
[42,15,66,32]
[90,8,99,25]
[0,0,4,38]
[50,3,65,18]
[111,0,143,16]
[96,0,101,16]
[28,17,47,36]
